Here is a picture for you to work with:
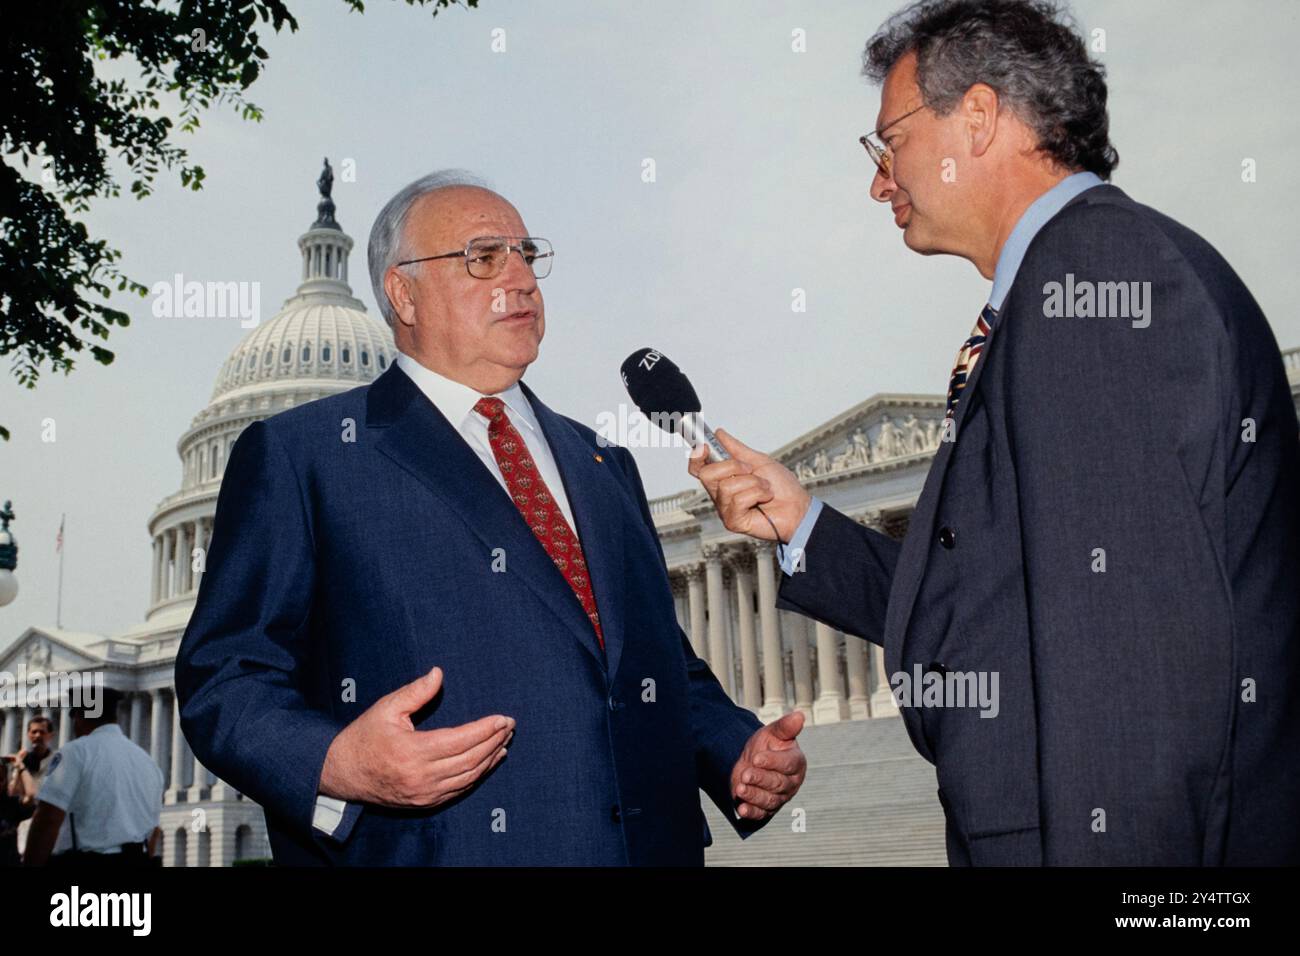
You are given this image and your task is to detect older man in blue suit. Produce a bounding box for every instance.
[691,0,1300,865]
[176,171,806,866]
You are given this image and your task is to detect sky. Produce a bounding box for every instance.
[3,0,1298,644]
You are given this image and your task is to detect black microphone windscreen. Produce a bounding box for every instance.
[620,348,702,417]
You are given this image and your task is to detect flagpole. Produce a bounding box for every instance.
[56,513,64,629]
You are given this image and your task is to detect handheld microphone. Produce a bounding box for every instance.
[619,348,731,462]
[620,347,785,546]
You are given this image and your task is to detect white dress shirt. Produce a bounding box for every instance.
[392,352,578,529]
[313,351,580,837]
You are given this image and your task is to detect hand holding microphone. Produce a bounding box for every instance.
[689,430,812,543]
[620,348,812,542]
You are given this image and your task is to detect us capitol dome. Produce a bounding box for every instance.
[0,160,393,866]
[145,159,394,630]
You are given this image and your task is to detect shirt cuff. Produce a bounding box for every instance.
[778,497,823,576]
[313,794,347,837]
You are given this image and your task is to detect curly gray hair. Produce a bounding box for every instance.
[863,0,1118,179]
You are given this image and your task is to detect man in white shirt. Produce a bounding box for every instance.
[24,688,164,866]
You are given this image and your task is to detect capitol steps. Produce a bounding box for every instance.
[702,715,948,866]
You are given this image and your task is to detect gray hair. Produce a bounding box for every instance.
[863,0,1118,179]
[367,168,494,326]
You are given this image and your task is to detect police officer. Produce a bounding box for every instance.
[22,688,164,867]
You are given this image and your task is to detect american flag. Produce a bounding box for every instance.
[55,514,64,553]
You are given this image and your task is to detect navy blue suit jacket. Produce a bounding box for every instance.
[779,185,1300,865]
[175,364,764,865]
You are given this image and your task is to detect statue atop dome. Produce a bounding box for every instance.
[312,157,339,230]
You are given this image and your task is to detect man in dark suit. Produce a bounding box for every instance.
[176,172,806,866]
[690,0,1300,865]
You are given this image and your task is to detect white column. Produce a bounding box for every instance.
[153,535,165,606]
[188,755,209,801]
[704,546,731,698]
[192,519,207,592]
[57,710,71,747]
[168,528,181,600]
[174,525,185,595]
[721,569,737,699]
[812,623,848,724]
[150,537,161,606]
[784,612,814,724]
[686,565,707,661]
[870,643,900,717]
[2,709,15,753]
[755,543,786,723]
[732,547,761,712]
[197,518,209,586]
[183,522,195,593]
[128,694,143,745]
[670,577,686,632]
[168,692,185,796]
[845,636,871,720]
[149,690,164,763]
[859,509,900,717]
[158,530,167,601]
[182,522,195,594]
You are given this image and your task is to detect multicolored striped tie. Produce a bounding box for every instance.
[945,304,997,420]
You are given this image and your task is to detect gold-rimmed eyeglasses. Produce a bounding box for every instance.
[396,236,554,280]
[859,104,925,180]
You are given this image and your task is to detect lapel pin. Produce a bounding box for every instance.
[593,453,604,463]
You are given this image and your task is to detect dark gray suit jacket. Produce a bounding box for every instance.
[779,184,1300,865]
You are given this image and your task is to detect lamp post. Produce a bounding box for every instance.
[0,500,17,607]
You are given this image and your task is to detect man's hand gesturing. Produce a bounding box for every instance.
[688,429,812,542]
[319,667,514,809]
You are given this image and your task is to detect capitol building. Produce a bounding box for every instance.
[3,163,1299,866]
[1,163,396,865]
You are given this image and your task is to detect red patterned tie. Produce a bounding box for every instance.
[473,397,604,649]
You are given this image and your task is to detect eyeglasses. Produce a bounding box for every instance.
[859,104,925,180]
[396,236,554,280]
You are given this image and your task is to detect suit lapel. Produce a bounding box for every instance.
[884,331,991,681]
[366,366,605,669]
[519,382,628,683]
[886,188,1104,681]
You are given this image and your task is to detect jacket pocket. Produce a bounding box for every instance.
[965,825,1042,866]
[938,787,1041,866]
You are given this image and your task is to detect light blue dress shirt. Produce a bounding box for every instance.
[778,171,1104,576]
